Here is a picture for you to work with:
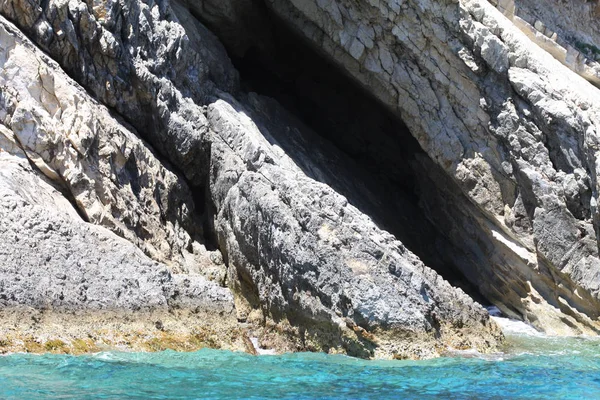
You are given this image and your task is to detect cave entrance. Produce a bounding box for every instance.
[193,0,491,306]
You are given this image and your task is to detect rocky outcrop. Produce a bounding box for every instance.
[5,0,600,356]
[0,151,229,313]
[258,0,600,334]
[0,13,241,352]
[510,0,600,55]
[4,0,600,359]
[0,19,224,275]
[0,0,504,358]
[207,92,501,358]
[0,0,238,187]
[0,134,243,354]
[491,0,600,87]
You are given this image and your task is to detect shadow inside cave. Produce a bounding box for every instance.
[188,3,494,307]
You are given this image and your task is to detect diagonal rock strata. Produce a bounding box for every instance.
[11,0,600,353]
[0,0,506,358]
[0,134,244,354]
[256,0,600,334]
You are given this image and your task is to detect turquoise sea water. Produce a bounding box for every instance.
[1,332,599,399]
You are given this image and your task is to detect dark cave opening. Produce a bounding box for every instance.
[194,2,492,306]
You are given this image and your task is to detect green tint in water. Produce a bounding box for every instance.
[1,334,599,399]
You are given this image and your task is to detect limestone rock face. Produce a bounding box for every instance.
[5,0,600,354]
[0,146,242,353]
[491,0,600,87]
[262,0,600,334]
[0,144,233,314]
[0,0,239,186]
[0,0,504,358]
[0,18,223,275]
[512,0,600,53]
[0,26,240,348]
[207,93,501,358]
[4,0,600,356]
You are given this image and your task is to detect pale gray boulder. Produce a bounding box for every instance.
[0,0,238,186]
[0,17,223,276]
[207,93,501,358]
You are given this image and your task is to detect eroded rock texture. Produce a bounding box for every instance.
[490,0,600,87]
[0,128,242,353]
[0,150,231,313]
[0,0,506,359]
[255,0,600,334]
[206,92,502,358]
[5,0,600,358]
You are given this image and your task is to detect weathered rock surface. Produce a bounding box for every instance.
[0,14,240,351]
[207,92,501,358]
[0,16,225,275]
[0,135,244,353]
[0,152,230,312]
[259,0,600,334]
[8,0,600,355]
[0,0,505,358]
[511,0,600,54]
[0,0,238,186]
[5,0,600,357]
[491,0,600,87]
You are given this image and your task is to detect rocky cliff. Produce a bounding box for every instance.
[0,0,598,358]
[254,0,600,335]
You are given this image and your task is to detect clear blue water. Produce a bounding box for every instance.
[1,333,599,399]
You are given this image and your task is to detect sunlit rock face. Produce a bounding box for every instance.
[0,19,240,353]
[489,0,600,87]
[253,0,600,335]
[0,9,502,358]
[4,0,600,358]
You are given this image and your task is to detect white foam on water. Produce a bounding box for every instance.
[444,346,507,361]
[250,338,277,356]
[94,352,115,361]
[485,304,544,337]
[491,316,544,336]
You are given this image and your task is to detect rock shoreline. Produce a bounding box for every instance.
[2,0,600,359]
[0,308,251,355]
[0,308,502,360]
